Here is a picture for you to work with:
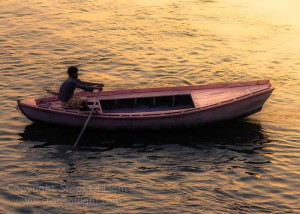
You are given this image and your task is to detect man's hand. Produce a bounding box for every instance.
[92,83,104,87]
[93,86,103,91]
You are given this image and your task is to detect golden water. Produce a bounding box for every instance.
[0,0,299,212]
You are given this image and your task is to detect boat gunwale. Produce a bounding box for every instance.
[18,85,274,120]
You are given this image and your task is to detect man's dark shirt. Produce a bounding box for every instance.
[58,77,94,102]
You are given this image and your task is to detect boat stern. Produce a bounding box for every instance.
[17,98,38,122]
[17,99,37,107]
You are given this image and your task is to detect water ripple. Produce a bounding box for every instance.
[1,0,300,212]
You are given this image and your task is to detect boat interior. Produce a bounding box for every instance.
[38,94,195,114]
[36,83,271,114]
[95,94,194,113]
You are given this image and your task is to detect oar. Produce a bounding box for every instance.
[73,89,102,148]
[44,88,59,96]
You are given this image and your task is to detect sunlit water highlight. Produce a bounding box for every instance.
[0,0,300,213]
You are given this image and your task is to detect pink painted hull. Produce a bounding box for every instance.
[17,80,274,130]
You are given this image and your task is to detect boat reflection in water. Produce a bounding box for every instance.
[19,119,272,186]
[19,119,270,152]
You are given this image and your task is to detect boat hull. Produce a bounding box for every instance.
[18,87,273,130]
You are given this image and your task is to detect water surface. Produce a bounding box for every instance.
[0,0,300,213]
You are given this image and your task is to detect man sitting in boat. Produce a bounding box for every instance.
[58,66,104,110]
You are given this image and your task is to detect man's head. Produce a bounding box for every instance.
[67,66,78,78]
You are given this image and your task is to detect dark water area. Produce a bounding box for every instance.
[4,121,281,213]
[1,0,300,213]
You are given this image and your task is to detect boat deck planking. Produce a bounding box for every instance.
[192,84,269,108]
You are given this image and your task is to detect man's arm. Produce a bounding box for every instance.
[77,80,104,88]
[72,79,94,92]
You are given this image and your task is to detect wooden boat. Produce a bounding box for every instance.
[17,80,274,130]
